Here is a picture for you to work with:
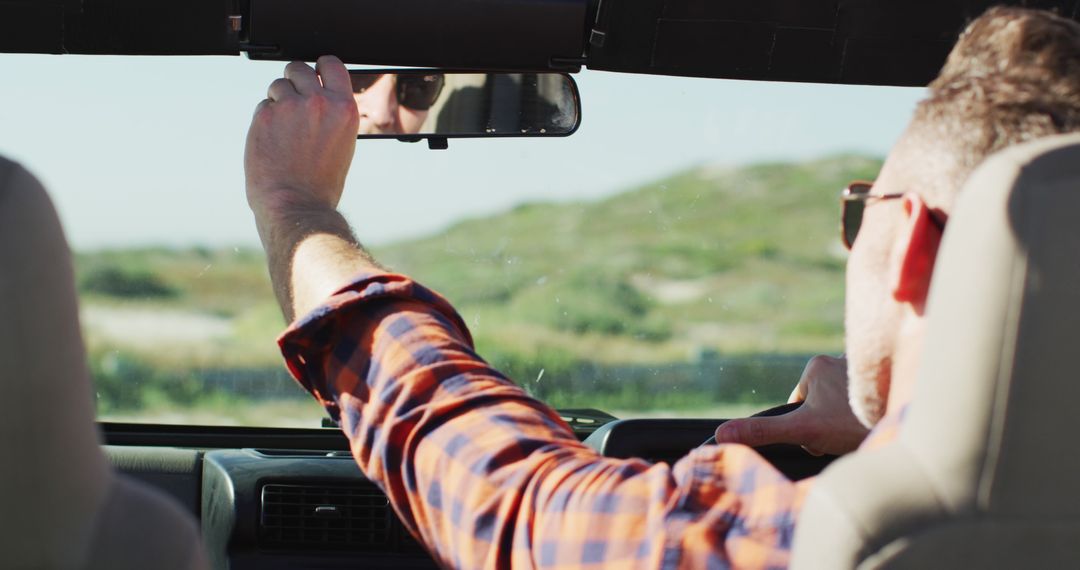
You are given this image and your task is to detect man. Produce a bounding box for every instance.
[244,7,1080,568]
[351,72,444,135]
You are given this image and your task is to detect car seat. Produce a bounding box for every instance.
[791,133,1080,569]
[0,157,208,569]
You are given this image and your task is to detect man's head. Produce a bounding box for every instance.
[845,7,1080,427]
[352,73,444,135]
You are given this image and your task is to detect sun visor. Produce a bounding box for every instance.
[583,0,1080,87]
[243,0,589,71]
[0,0,241,56]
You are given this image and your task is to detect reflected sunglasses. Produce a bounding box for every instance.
[350,73,446,111]
[840,181,946,249]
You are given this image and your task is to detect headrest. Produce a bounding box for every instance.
[0,157,111,567]
[908,132,1080,516]
[792,133,1080,568]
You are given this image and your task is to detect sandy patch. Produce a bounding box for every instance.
[630,274,711,304]
[82,305,232,347]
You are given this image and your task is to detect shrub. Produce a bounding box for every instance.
[90,348,218,413]
[79,265,178,299]
[508,272,672,341]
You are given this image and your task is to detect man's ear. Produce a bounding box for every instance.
[888,195,943,312]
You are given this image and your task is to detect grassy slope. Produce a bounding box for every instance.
[374,155,882,363]
[75,155,883,369]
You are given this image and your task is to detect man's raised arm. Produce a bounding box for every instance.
[245,56,379,322]
[244,57,809,569]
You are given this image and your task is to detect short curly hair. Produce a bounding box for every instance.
[909,7,1080,208]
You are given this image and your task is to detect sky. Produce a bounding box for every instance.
[0,54,925,249]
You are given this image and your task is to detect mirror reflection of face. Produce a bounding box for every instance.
[352,74,435,136]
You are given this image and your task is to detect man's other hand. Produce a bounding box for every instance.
[245,56,359,221]
[713,355,870,456]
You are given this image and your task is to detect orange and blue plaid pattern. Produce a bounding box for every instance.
[280,272,897,569]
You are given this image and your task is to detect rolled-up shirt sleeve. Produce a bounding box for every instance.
[279,271,810,569]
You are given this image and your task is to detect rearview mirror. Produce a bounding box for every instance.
[349,70,581,145]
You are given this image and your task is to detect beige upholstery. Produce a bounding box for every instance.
[791,133,1080,569]
[0,157,207,570]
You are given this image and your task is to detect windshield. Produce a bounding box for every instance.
[0,55,923,428]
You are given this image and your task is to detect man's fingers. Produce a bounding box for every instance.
[787,358,816,404]
[714,414,803,448]
[788,379,808,404]
[316,55,352,94]
[268,78,299,102]
[251,99,271,120]
[284,61,321,94]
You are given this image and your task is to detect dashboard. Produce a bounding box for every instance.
[102,417,834,569]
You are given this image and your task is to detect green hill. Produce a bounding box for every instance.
[75,154,882,366]
[75,154,883,417]
[375,154,881,364]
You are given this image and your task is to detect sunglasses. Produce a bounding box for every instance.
[350,73,446,111]
[840,181,946,249]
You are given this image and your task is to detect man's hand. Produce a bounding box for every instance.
[245,56,380,323]
[713,355,870,456]
[245,56,359,220]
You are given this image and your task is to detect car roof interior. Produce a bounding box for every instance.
[1,0,1078,86]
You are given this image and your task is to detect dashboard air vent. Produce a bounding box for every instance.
[261,483,392,550]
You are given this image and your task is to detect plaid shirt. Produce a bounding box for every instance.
[280,272,900,569]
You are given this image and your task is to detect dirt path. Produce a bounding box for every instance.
[81,304,232,347]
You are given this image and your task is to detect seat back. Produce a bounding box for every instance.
[791,133,1080,569]
[0,157,207,569]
